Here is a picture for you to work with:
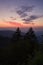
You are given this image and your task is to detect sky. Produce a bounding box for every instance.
[0,0,43,30]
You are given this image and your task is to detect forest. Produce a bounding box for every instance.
[0,27,43,65]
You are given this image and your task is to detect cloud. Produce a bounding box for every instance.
[21,5,34,12]
[9,21,22,26]
[20,13,27,18]
[17,5,34,14]
[23,15,43,24]
[23,15,39,21]
[17,10,24,15]
[2,20,24,27]
[10,17,16,20]
[16,5,34,18]
[17,10,27,18]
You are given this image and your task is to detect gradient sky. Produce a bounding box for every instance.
[0,0,43,29]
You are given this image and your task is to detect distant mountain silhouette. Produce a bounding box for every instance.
[0,30,25,37]
[0,30,43,43]
[35,30,43,43]
[0,30,14,38]
[35,30,43,36]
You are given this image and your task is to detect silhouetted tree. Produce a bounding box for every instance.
[15,27,21,40]
[9,27,39,65]
[24,27,39,58]
[11,27,21,43]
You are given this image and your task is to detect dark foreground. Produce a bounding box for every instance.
[0,27,43,65]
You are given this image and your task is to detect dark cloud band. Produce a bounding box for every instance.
[23,15,43,23]
[16,5,34,18]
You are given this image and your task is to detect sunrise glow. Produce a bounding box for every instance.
[0,0,43,30]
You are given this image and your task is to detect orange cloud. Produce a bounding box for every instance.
[0,21,24,28]
[9,21,23,27]
[0,21,43,29]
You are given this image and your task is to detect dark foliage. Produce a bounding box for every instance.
[0,27,43,65]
